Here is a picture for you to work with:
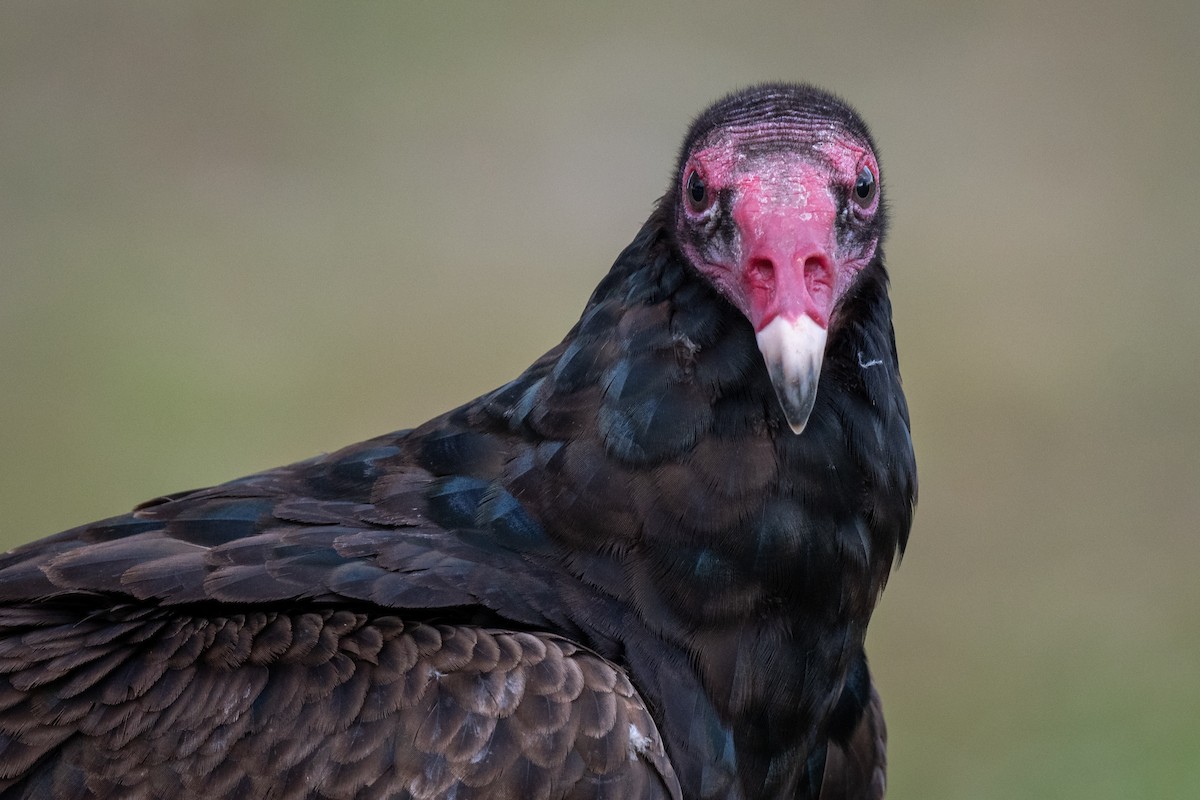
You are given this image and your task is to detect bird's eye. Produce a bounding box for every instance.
[685,170,710,212]
[852,165,877,207]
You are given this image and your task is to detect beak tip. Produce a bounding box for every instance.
[776,376,819,435]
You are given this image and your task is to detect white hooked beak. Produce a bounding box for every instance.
[755,314,827,434]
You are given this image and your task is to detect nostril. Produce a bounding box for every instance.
[803,255,833,300]
[747,257,775,292]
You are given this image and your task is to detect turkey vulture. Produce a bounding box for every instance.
[0,84,915,799]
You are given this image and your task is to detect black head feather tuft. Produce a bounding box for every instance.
[675,83,878,179]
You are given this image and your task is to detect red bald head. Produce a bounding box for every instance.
[669,85,885,432]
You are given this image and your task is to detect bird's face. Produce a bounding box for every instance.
[672,90,884,433]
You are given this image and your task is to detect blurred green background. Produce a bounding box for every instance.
[2,2,1197,797]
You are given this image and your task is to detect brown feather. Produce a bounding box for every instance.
[820,681,888,800]
[0,605,681,799]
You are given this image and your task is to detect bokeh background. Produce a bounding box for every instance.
[2,3,1197,797]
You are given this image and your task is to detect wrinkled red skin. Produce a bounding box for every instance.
[679,134,879,334]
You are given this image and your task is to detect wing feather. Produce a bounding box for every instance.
[0,605,681,799]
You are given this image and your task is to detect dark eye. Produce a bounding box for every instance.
[685,170,710,211]
[852,165,877,207]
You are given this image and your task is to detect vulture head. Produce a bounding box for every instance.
[667,84,886,433]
